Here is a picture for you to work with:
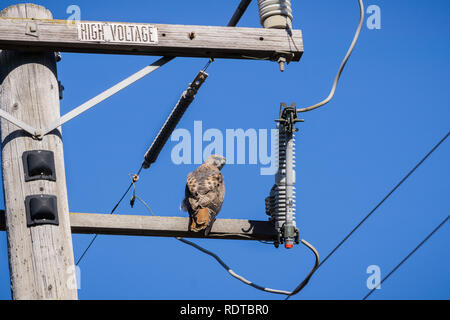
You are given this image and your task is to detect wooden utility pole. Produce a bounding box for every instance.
[0,4,77,300]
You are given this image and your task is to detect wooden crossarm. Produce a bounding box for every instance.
[0,211,277,241]
[0,17,303,61]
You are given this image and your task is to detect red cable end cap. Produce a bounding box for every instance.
[285,243,293,249]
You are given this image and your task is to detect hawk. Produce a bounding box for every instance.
[181,155,226,235]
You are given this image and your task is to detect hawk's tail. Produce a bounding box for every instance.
[190,208,213,235]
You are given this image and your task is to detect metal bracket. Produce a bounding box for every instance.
[186,71,208,96]
[25,195,59,227]
[25,22,39,37]
[22,150,56,182]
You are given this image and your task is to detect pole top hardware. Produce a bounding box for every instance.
[275,102,304,133]
[186,71,208,97]
[273,51,295,72]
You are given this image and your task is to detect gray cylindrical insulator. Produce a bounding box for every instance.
[284,132,297,248]
[257,0,293,29]
[267,104,300,248]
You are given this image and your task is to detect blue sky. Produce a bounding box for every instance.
[1,0,449,300]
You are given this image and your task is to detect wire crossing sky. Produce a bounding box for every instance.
[317,132,449,270]
[0,0,449,300]
[363,215,449,300]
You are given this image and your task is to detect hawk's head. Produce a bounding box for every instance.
[205,155,226,170]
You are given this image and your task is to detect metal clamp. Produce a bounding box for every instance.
[186,71,208,97]
[275,102,304,133]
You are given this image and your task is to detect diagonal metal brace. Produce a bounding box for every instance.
[0,56,172,139]
[40,56,173,137]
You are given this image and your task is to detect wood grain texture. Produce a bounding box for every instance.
[0,15,303,61]
[0,4,77,300]
[0,211,277,241]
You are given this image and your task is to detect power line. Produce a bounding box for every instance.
[128,187,320,297]
[297,0,365,113]
[75,165,143,266]
[285,130,449,299]
[363,215,449,300]
[177,237,319,296]
[318,131,449,269]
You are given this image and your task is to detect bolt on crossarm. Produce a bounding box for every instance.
[257,0,295,71]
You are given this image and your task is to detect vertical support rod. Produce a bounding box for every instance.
[0,4,77,300]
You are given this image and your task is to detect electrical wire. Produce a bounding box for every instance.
[363,215,449,300]
[285,239,320,299]
[201,58,215,72]
[317,131,449,270]
[75,165,143,266]
[134,195,155,216]
[176,237,289,295]
[284,131,449,297]
[177,237,319,296]
[128,191,320,297]
[297,0,365,113]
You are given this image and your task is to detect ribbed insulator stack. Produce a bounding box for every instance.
[266,103,300,248]
[257,0,293,29]
[277,124,297,248]
[283,129,297,248]
[274,124,287,231]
